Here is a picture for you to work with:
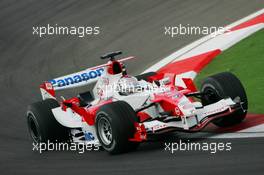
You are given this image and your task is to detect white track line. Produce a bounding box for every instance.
[143,8,264,73]
[175,23,263,60]
[208,124,264,138]
[208,132,264,139]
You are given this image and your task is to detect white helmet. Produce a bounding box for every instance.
[117,76,140,95]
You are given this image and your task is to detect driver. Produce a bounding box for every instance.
[117,75,141,95]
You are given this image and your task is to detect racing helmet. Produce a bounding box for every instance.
[117,75,140,95]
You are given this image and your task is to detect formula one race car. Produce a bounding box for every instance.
[26,51,248,154]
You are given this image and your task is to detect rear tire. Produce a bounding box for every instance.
[95,101,139,154]
[201,72,247,127]
[26,99,70,143]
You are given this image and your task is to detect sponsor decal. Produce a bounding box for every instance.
[152,124,167,131]
[84,132,95,141]
[203,106,227,116]
[45,82,53,90]
[49,68,104,87]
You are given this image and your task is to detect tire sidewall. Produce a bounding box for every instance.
[27,111,43,143]
[26,99,69,143]
[201,72,247,127]
[95,111,117,152]
[95,101,138,154]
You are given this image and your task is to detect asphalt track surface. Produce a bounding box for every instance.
[0,0,264,175]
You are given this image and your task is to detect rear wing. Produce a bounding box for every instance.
[49,67,105,91]
[39,67,105,100]
[40,56,135,100]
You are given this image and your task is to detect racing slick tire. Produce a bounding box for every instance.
[26,99,70,143]
[95,101,139,154]
[201,72,248,127]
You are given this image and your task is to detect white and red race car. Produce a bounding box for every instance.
[27,51,248,154]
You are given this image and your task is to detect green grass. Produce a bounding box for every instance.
[195,29,264,113]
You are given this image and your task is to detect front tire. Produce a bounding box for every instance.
[95,101,139,154]
[201,72,248,127]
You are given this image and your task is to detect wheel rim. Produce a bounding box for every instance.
[28,114,41,143]
[98,117,112,145]
[203,87,221,104]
